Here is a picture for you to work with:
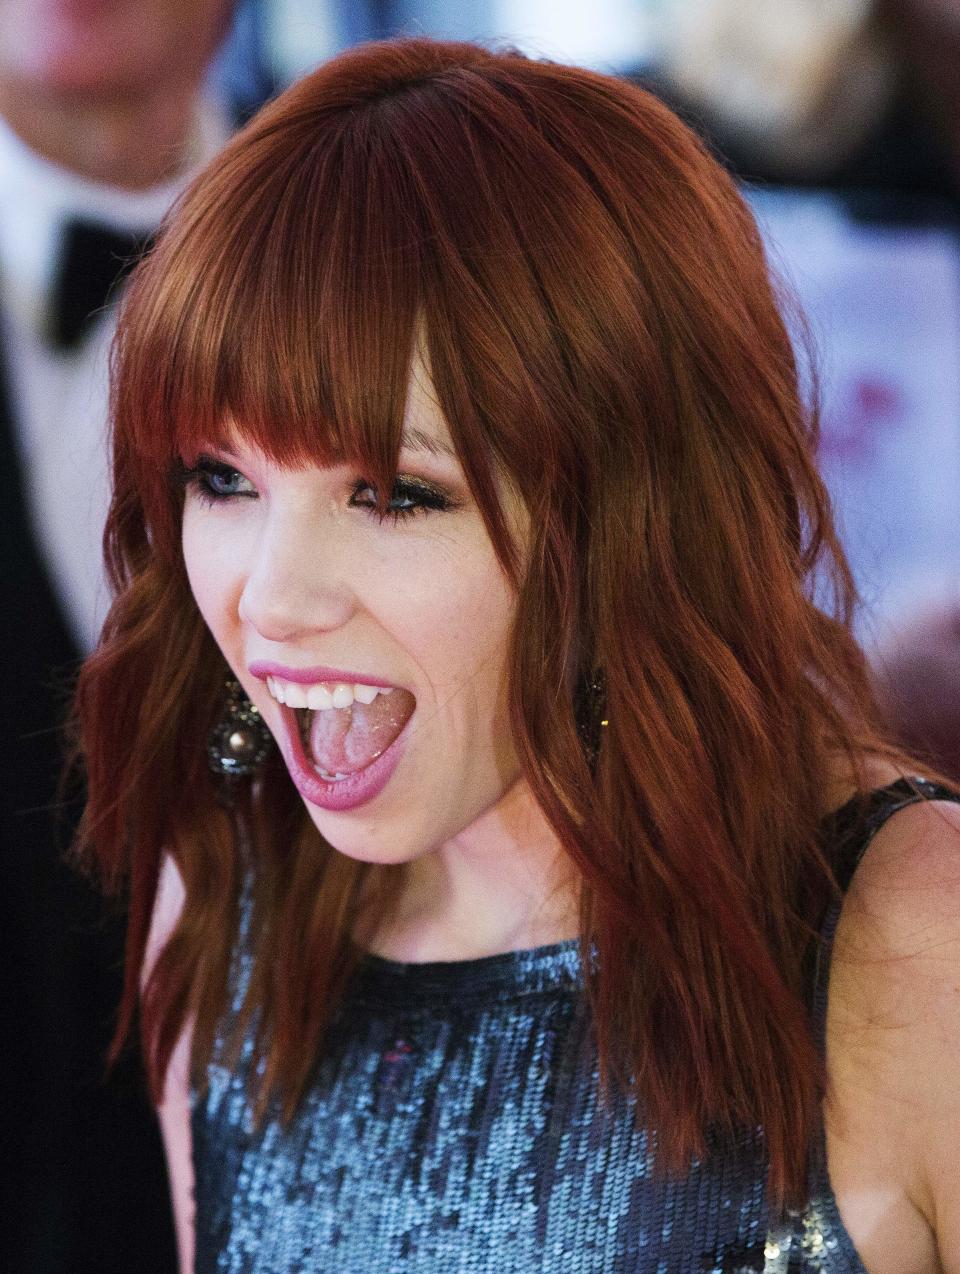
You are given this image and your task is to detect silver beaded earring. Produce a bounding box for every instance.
[207,678,275,779]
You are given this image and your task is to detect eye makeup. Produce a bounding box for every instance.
[171,455,458,523]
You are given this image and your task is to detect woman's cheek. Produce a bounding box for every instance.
[182,509,244,641]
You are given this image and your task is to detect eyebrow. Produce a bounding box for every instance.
[196,435,242,461]
[399,426,456,459]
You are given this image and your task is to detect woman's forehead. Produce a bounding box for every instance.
[401,357,456,460]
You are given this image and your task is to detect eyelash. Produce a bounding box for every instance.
[350,477,453,522]
[171,456,454,523]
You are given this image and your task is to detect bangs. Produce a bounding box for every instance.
[111,39,662,576]
[113,101,430,520]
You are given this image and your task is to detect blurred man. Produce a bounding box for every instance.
[0,3,233,1270]
[647,0,960,204]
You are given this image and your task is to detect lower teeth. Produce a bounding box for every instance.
[316,767,351,782]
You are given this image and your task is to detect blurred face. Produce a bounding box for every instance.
[181,362,526,864]
[0,0,231,99]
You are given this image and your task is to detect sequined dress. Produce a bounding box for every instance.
[191,779,955,1272]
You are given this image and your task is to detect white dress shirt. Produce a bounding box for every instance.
[0,103,229,651]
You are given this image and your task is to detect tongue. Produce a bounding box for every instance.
[307,690,415,775]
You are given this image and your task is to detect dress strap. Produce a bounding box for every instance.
[819,776,960,894]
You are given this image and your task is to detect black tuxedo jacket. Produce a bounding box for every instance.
[0,344,177,1273]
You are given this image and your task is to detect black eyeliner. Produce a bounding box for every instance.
[350,474,457,521]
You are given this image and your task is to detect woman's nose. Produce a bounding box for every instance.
[237,515,355,644]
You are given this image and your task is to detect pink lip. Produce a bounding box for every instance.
[269,702,409,812]
[249,660,398,690]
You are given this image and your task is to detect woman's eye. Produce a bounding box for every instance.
[350,477,452,521]
[175,456,257,503]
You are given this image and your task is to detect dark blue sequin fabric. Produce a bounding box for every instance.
[191,779,958,1272]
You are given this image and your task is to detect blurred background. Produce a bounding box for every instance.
[1,1,957,1270]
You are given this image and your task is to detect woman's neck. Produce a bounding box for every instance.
[364,779,580,963]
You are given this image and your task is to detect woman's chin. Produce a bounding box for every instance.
[300,807,429,867]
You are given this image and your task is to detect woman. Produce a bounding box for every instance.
[75,38,960,1273]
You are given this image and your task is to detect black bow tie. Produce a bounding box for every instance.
[48,217,153,352]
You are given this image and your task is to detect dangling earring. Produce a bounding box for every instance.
[574,668,608,771]
[207,678,275,780]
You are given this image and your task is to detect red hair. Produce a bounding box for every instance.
[76,38,898,1205]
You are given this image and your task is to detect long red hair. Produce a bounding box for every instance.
[76,38,897,1205]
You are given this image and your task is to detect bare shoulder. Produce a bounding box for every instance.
[837,794,960,967]
[825,794,960,1272]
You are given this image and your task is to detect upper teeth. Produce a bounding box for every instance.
[265,676,394,710]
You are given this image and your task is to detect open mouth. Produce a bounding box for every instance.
[266,676,416,782]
